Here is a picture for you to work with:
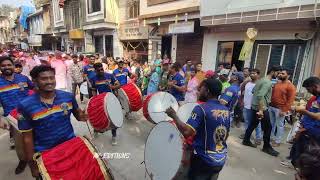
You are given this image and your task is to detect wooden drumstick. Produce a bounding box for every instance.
[83,103,94,139]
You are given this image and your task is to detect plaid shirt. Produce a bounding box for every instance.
[69,62,84,84]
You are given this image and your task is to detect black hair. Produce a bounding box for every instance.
[243,67,250,71]
[71,54,78,58]
[171,62,181,72]
[0,56,14,65]
[297,143,320,180]
[203,78,222,97]
[302,76,320,88]
[15,63,23,68]
[93,63,103,70]
[280,67,292,76]
[267,65,282,75]
[30,65,55,79]
[250,68,260,75]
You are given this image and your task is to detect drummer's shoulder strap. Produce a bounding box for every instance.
[197,104,209,154]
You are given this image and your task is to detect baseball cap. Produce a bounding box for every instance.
[205,70,215,78]
[232,72,244,83]
[218,69,230,76]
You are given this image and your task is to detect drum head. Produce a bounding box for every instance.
[117,88,130,113]
[177,103,198,124]
[80,82,89,95]
[104,93,123,128]
[147,92,179,124]
[145,122,184,180]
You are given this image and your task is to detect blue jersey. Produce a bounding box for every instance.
[187,100,230,167]
[17,90,78,152]
[169,73,185,101]
[302,96,320,139]
[113,68,130,86]
[91,73,117,94]
[219,84,241,111]
[0,74,33,116]
[83,64,96,79]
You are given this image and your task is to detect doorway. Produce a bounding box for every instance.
[161,35,172,58]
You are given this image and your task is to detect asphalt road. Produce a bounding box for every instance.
[0,100,295,180]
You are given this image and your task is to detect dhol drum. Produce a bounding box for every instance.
[80,82,89,96]
[176,103,198,124]
[144,121,190,180]
[87,92,123,132]
[117,83,143,113]
[6,108,20,130]
[34,136,114,180]
[143,92,179,124]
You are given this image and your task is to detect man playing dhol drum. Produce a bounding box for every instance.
[91,63,121,145]
[16,65,88,179]
[0,56,34,175]
[166,79,231,180]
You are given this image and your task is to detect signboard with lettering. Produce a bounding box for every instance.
[168,21,194,34]
[119,20,149,40]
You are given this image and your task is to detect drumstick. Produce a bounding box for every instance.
[83,103,94,139]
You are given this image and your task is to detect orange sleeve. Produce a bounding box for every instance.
[285,83,297,112]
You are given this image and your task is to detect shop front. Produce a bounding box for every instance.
[119,20,149,62]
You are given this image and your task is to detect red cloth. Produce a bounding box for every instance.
[39,137,107,180]
[120,83,143,111]
[306,96,317,110]
[143,93,154,121]
[87,93,109,131]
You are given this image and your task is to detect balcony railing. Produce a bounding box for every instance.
[201,3,320,26]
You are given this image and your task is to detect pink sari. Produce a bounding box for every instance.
[184,77,199,103]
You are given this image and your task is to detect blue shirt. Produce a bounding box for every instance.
[113,68,130,86]
[187,100,230,167]
[0,74,33,116]
[17,90,78,152]
[83,64,96,79]
[91,73,117,94]
[219,84,241,111]
[302,96,320,139]
[169,73,185,101]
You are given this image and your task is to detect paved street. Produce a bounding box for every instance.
[0,100,295,180]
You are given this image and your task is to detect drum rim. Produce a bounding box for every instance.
[176,102,198,124]
[147,92,179,124]
[144,121,184,180]
[80,82,89,95]
[104,92,124,128]
[117,88,130,113]
[87,94,110,131]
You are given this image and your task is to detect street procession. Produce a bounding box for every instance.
[0,0,320,180]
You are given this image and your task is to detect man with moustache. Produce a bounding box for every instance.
[17,65,87,179]
[242,66,281,157]
[91,63,120,145]
[0,56,33,174]
[269,68,296,147]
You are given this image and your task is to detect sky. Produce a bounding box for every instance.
[0,0,34,7]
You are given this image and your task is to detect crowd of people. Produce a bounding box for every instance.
[0,48,319,180]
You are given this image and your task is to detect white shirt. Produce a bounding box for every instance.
[244,81,256,109]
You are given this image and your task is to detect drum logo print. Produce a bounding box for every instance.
[213,125,227,152]
[60,103,69,115]
[169,133,174,143]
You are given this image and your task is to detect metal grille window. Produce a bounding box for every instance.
[65,0,80,30]
[128,0,139,19]
[87,0,101,14]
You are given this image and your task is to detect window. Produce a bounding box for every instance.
[128,0,139,19]
[252,42,305,85]
[105,35,113,57]
[87,0,101,14]
[94,36,103,55]
[53,0,63,22]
